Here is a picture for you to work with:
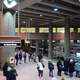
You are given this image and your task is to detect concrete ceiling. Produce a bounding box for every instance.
[4,0,80,27]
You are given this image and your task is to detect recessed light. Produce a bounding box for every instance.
[30,18,32,21]
[23,21,26,24]
[54,8,58,11]
[40,14,42,17]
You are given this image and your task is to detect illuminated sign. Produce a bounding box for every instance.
[57,28,64,33]
[53,28,56,33]
[0,42,20,47]
[15,28,35,33]
[39,28,49,33]
[78,28,80,32]
[70,28,74,32]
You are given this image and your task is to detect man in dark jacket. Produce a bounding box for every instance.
[57,60,62,76]
[69,59,75,77]
[19,50,22,64]
[64,58,69,75]
[3,61,9,80]
[7,65,18,80]
[38,52,43,62]
[15,53,18,65]
[48,61,54,77]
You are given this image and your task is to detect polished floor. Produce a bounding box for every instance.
[0,57,80,80]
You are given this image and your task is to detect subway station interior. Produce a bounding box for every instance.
[0,0,80,80]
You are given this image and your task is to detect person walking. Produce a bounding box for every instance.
[37,60,45,77]
[23,52,27,63]
[57,59,62,76]
[38,52,43,62]
[19,50,22,64]
[48,61,54,77]
[68,59,75,77]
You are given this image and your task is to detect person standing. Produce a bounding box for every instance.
[23,52,27,63]
[63,58,69,75]
[57,60,62,76]
[3,61,9,80]
[38,52,43,62]
[19,50,22,64]
[48,61,54,77]
[68,59,75,77]
[7,65,18,80]
[15,53,19,65]
[37,60,45,77]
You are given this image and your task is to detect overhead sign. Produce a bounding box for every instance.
[0,42,20,47]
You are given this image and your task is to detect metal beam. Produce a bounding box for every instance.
[39,2,80,14]
[16,17,52,22]
[21,10,62,18]
[61,0,80,7]
[28,6,72,16]
[14,0,42,10]
[18,14,57,20]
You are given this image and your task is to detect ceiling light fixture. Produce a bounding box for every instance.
[40,14,42,17]
[23,21,26,24]
[30,18,32,21]
[54,8,58,11]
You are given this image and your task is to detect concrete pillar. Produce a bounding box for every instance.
[35,27,39,56]
[35,40,39,56]
[64,27,70,56]
[74,28,78,43]
[0,10,16,68]
[48,24,53,59]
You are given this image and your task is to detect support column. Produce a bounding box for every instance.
[0,10,16,68]
[48,24,53,59]
[74,28,78,43]
[64,27,70,56]
[35,27,39,56]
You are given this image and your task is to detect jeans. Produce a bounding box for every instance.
[49,70,53,77]
[38,70,43,77]
[76,71,79,77]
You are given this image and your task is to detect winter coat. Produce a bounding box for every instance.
[69,61,75,73]
[8,67,17,80]
[57,61,62,70]
[48,62,54,71]
[3,62,9,76]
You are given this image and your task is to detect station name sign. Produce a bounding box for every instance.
[0,42,20,47]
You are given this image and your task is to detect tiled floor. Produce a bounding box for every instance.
[0,58,80,80]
